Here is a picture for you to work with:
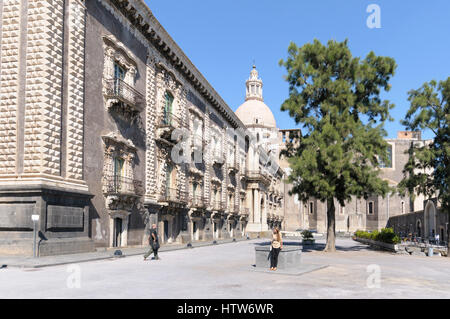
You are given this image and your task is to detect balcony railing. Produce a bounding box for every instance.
[103,175,144,196]
[190,195,206,209]
[227,158,240,172]
[104,78,144,111]
[159,187,188,204]
[245,169,272,182]
[157,111,182,129]
[228,205,238,214]
[211,200,225,211]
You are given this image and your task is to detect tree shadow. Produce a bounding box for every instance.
[301,243,373,253]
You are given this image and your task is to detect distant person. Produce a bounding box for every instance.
[144,224,160,261]
[435,233,440,245]
[270,227,283,271]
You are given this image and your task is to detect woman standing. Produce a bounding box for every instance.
[270,227,283,271]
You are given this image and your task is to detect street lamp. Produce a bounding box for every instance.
[31,215,40,258]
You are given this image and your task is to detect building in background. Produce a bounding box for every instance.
[299,131,447,242]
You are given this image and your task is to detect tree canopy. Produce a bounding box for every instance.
[399,78,450,213]
[279,39,397,251]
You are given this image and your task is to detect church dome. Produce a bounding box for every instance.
[236,99,277,128]
[235,65,277,128]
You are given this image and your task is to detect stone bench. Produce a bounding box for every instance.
[255,244,302,270]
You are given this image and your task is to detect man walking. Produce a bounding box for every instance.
[144,224,160,261]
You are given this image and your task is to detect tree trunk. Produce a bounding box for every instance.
[324,198,336,252]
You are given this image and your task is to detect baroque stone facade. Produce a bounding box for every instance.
[0,0,297,256]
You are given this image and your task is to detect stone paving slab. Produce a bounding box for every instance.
[0,238,250,269]
[250,263,329,276]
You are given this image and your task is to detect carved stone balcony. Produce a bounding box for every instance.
[211,200,225,212]
[103,174,144,197]
[158,187,188,205]
[240,207,250,216]
[104,78,144,117]
[227,159,240,173]
[212,151,226,167]
[244,170,271,184]
[228,204,239,215]
[156,111,184,144]
[190,195,206,210]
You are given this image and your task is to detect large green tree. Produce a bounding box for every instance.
[279,39,396,252]
[399,78,450,254]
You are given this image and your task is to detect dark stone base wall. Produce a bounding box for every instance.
[0,186,95,256]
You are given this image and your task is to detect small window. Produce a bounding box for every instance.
[379,144,393,168]
[368,202,374,215]
[401,201,405,214]
[309,202,314,215]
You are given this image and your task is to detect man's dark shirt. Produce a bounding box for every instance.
[150,229,159,248]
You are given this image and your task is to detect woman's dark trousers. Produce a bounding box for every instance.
[270,248,280,268]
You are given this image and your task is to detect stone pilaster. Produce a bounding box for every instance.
[23,0,65,176]
[66,0,85,181]
[0,0,21,176]
[145,53,157,201]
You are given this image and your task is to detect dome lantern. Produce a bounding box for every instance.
[245,65,263,102]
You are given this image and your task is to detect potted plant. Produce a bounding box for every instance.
[302,230,315,245]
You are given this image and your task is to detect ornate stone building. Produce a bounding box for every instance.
[0,0,299,256]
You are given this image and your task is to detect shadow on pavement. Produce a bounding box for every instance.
[254,240,372,253]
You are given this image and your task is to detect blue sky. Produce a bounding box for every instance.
[145,0,450,139]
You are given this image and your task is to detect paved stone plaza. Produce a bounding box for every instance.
[0,238,449,299]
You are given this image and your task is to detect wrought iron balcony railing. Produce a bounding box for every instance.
[104,78,144,111]
[159,187,188,204]
[228,205,238,214]
[103,174,144,196]
[227,158,240,172]
[240,207,250,216]
[157,110,183,129]
[211,200,225,212]
[190,195,206,209]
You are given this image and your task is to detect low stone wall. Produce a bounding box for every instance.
[255,245,302,270]
[354,237,399,252]
[354,237,448,257]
